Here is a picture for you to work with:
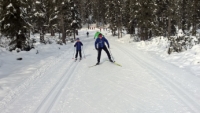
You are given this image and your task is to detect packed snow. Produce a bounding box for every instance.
[0,28,200,113]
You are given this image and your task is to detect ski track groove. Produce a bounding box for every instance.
[0,48,70,112]
[47,63,79,113]
[47,38,95,113]
[29,54,73,113]
[0,32,94,113]
[113,42,200,113]
[34,62,79,113]
[34,38,91,113]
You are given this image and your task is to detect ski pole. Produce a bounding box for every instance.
[72,47,75,59]
[108,48,115,62]
[82,46,86,58]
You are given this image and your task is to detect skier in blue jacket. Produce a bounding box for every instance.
[95,33,113,65]
[74,38,83,60]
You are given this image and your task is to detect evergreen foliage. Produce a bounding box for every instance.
[0,0,200,53]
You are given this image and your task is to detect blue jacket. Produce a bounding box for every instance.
[95,37,110,49]
[74,41,83,51]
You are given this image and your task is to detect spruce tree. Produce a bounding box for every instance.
[58,0,71,44]
[105,0,118,36]
[69,0,82,40]
[0,0,32,51]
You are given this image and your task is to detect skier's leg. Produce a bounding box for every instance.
[79,50,82,58]
[75,50,78,59]
[97,48,102,63]
[103,46,111,60]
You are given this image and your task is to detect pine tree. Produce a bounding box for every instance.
[32,0,47,43]
[105,0,118,36]
[131,0,158,40]
[0,0,32,51]
[85,0,92,29]
[123,0,134,34]
[45,0,59,36]
[32,0,59,43]
[58,0,71,44]
[69,0,82,40]
[188,0,200,35]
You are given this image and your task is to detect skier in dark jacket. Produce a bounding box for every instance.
[74,38,83,60]
[95,33,113,65]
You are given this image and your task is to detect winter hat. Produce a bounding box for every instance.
[76,38,80,40]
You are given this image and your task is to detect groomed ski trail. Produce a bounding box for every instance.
[113,42,200,113]
[1,30,200,113]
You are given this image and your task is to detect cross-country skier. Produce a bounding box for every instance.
[95,33,113,65]
[87,32,89,37]
[74,38,83,60]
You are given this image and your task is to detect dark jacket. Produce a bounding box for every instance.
[74,41,83,51]
[95,37,109,49]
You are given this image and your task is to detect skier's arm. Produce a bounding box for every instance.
[81,42,83,46]
[74,42,77,47]
[95,39,98,49]
[104,38,110,48]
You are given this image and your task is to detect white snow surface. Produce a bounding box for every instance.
[36,1,41,4]
[6,3,13,9]
[0,29,200,113]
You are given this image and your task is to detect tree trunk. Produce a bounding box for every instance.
[168,16,171,39]
[192,0,197,36]
[118,27,120,39]
[62,31,66,44]
[40,32,45,43]
[121,28,122,38]
[149,30,152,39]
[51,27,55,36]
[192,20,196,36]
[145,27,148,40]
[60,15,66,44]
[120,8,123,38]
[140,27,144,41]
[74,29,76,40]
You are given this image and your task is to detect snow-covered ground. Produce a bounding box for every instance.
[0,28,200,113]
[116,34,200,76]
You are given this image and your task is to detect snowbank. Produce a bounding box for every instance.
[116,34,131,43]
[117,35,200,76]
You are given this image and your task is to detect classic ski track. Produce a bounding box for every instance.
[35,39,91,113]
[0,47,71,112]
[2,40,89,112]
[45,38,93,113]
[34,61,79,113]
[0,32,93,112]
[113,42,200,112]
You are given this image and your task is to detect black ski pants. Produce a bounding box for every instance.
[75,50,82,58]
[97,46,111,62]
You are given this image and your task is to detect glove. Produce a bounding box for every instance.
[96,48,98,50]
[108,46,110,49]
